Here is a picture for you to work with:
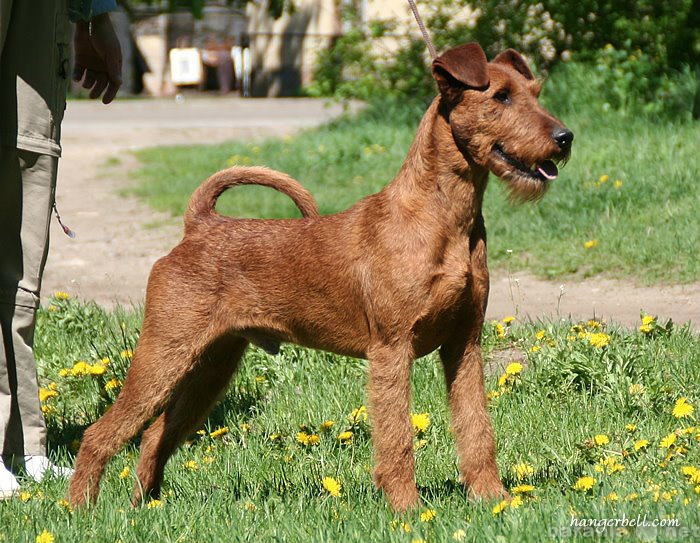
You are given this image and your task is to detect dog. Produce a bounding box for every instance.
[69,43,572,511]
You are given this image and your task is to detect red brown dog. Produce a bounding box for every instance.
[69,43,572,510]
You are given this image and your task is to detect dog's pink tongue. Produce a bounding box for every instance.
[537,160,559,180]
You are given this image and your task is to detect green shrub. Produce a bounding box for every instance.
[307,1,700,120]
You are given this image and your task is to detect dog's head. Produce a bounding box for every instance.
[432,43,572,200]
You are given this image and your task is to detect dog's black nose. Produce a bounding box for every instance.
[552,127,574,152]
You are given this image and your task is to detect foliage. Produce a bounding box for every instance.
[307,1,700,119]
[2,296,699,542]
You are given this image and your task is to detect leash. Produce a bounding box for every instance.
[53,201,76,238]
[407,0,436,60]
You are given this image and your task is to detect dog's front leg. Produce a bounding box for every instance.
[440,335,506,500]
[367,344,420,511]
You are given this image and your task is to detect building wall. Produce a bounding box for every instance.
[132,0,430,97]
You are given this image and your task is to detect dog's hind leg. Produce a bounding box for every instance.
[68,331,200,506]
[132,334,248,505]
[367,344,420,511]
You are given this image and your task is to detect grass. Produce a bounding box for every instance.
[1,294,699,542]
[129,100,700,285]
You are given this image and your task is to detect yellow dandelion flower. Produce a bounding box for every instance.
[320,420,334,431]
[509,495,524,508]
[513,462,534,480]
[673,398,694,419]
[497,373,509,387]
[625,492,639,501]
[634,439,650,452]
[529,345,541,353]
[337,431,353,443]
[588,333,611,348]
[681,466,700,484]
[390,520,412,533]
[486,389,502,401]
[502,316,515,325]
[35,530,55,543]
[58,368,69,377]
[420,509,437,522]
[584,239,598,249]
[641,314,656,326]
[629,383,645,395]
[104,378,122,392]
[604,491,619,502]
[88,363,106,376]
[415,439,428,450]
[296,431,311,445]
[183,460,198,471]
[53,291,70,300]
[625,424,637,432]
[348,405,368,424]
[239,423,250,433]
[660,433,677,449]
[38,387,58,402]
[269,433,283,443]
[495,322,506,339]
[598,174,609,184]
[210,426,229,439]
[639,323,653,334]
[411,413,430,434]
[573,476,596,491]
[70,361,91,376]
[511,484,535,494]
[119,467,130,479]
[147,499,163,509]
[505,362,523,376]
[120,349,133,359]
[594,434,610,446]
[20,491,32,502]
[492,499,509,515]
[322,476,341,497]
[614,179,623,189]
[307,434,320,446]
[535,330,546,340]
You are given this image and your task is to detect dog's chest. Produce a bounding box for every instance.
[409,251,475,353]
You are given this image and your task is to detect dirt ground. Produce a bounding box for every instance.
[42,98,699,330]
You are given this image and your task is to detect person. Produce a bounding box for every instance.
[0,0,122,498]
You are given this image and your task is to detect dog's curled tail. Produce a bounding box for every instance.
[184,166,320,232]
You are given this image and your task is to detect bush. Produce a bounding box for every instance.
[307,1,700,120]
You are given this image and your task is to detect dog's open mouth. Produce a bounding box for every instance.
[491,144,559,182]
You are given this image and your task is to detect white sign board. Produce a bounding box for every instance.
[170,48,203,85]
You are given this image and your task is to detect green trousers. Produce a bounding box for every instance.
[0,0,69,456]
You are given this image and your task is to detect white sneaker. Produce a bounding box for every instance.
[23,456,74,482]
[0,463,20,499]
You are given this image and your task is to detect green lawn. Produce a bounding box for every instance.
[129,101,700,284]
[1,295,698,542]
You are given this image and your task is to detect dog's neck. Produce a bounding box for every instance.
[386,97,489,233]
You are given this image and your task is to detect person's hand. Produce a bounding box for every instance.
[73,13,122,104]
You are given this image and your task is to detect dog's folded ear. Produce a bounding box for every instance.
[492,49,535,81]
[432,43,490,99]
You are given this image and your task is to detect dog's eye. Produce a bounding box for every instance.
[493,90,511,104]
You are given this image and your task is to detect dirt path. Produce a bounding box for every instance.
[42,98,699,330]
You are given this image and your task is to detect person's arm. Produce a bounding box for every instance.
[70,1,122,104]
